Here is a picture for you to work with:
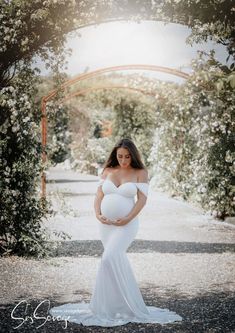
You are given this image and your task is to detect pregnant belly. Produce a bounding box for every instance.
[101,194,134,221]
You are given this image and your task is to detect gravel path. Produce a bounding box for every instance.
[1,165,235,332]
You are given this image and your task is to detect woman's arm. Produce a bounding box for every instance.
[94,168,113,225]
[94,186,104,218]
[115,168,148,226]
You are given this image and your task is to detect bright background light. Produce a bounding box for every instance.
[38,20,229,83]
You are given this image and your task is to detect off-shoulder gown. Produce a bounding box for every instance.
[49,179,183,327]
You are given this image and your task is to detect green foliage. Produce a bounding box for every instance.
[112,95,157,166]
[71,136,114,175]
[68,84,159,174]
[0,66,52,258]
[0,0,105,85]
[47,103,72,164]
[0,0,88,257]
[153,0,235,66]
[69,97,114,174]
[93,123,102,138]
[149,52,235,219]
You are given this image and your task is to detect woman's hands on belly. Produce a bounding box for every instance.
[97,213,131,226]
[100,194,133,223]
[113,216,131,226]
[96,214,114,225]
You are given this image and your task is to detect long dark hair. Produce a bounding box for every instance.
[102,138,145,171]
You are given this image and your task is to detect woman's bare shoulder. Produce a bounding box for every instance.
[101,167,113,179]
[136,168,148,182]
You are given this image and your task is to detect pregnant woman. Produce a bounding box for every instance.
[49,138,183,327]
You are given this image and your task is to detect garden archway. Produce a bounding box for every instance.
[41,64,189,197]
[1,0,233,258]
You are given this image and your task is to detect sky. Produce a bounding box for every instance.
[38,20,230,84]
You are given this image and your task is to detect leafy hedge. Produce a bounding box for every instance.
[149,53,235,219]
[0,67,52,257]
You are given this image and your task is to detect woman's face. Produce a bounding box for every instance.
[116,147,132,168]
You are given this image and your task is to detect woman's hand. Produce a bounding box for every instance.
[96,214,114,225]
[114,217,131,226]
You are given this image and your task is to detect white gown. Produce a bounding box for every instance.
[49,179,183,327]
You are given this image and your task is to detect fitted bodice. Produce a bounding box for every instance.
[98,179,149,198]
[98,179,149,222]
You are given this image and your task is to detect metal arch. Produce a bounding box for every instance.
[41,65,189,197]
[43,64,189,102]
